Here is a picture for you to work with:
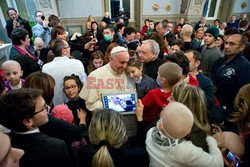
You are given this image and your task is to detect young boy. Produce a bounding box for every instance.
[142,62,182,123]
[1,60,25,91]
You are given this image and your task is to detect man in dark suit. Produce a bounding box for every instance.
[0,88,71,167]
[5,8,32,41]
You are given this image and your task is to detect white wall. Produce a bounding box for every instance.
[58,0,103,18]
[143,0,181,15]
[232,0,250,13]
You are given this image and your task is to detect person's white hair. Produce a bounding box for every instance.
[142,39,160,57]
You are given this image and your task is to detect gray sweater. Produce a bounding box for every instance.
[200,45,221,77]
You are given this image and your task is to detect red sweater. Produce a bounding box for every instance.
[142,88,171,122]
[188,74,199,87]
[140,26,148,36]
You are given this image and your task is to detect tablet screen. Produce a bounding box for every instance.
[103,93,136,113]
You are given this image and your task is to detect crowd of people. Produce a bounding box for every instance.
[0,7,250,167]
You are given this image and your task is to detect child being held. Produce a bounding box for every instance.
[1,60,25,91]
[142,62,182,123]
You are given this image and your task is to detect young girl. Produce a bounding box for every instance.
[63,74,91,125]
[126,57,158,99]
[87,50,104,74]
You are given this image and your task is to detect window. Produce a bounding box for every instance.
[110,0,131,21]
[203,0,221,20]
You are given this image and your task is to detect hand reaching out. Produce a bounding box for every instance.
[77,108,87,125]
[136,99,144,122]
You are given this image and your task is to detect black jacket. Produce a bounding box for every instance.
[5,16,32,39]
[10,132,72,167]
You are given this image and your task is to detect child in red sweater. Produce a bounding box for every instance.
[142,62,182,123]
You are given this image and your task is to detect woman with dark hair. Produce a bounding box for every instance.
[175,24,183,39]
[9,28,40,78]
[51,25,67,41]
[140,19,149,37]
[91,21,103,42]
[215,34,225,55]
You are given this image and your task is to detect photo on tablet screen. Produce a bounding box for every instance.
[103,93,136,113]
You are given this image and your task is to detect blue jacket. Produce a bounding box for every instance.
[212,52,250,109]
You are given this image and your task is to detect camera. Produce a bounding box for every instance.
[41,15,45,21]
[16,19,24,25]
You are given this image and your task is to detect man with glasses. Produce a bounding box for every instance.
[32,11,51,47]
[211,34,250,110]
[42,39,87,106]
[0,88,71,167]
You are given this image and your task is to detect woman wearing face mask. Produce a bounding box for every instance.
[87,50,105,74]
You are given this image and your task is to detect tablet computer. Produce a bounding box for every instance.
[102,92,137,114]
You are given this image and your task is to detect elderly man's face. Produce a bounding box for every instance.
[110,51,129,74]
[137,43,156,63]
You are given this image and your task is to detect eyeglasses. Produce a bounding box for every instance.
[64,46,71,49]
[64,85,78,91]
[31,103,49,117]
[225,41,241,46]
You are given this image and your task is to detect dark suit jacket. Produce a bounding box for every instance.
[10,132,72,167]
[5,17,32,39]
